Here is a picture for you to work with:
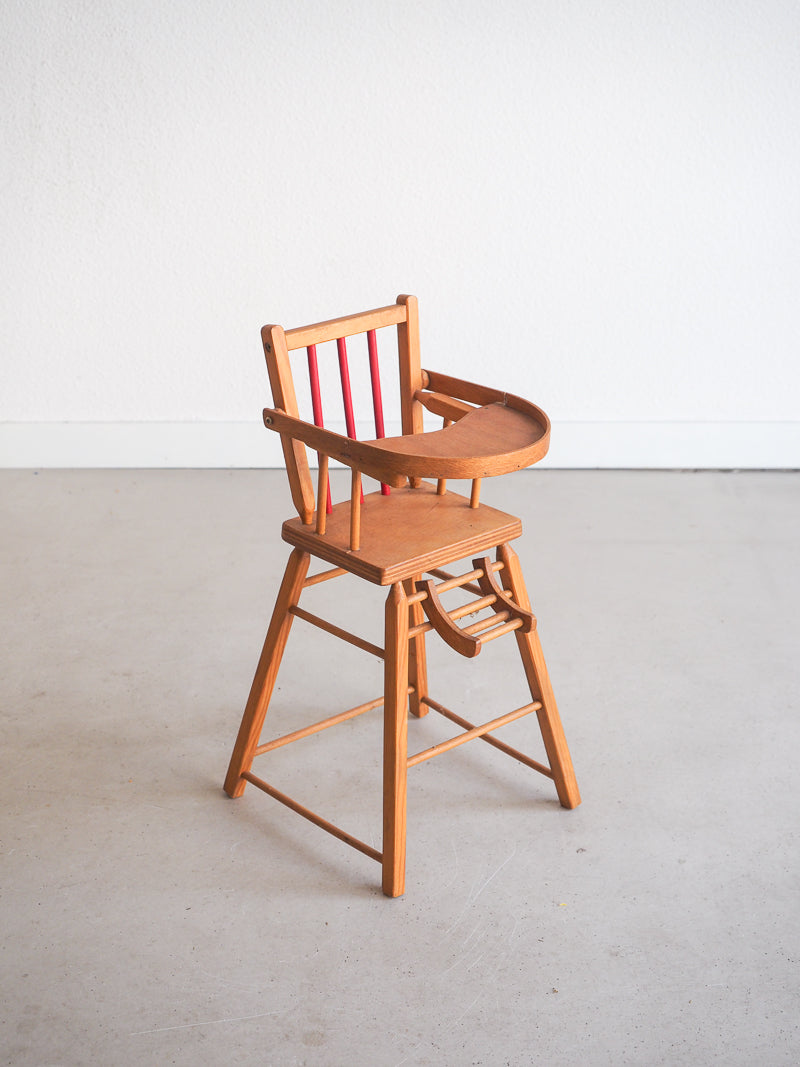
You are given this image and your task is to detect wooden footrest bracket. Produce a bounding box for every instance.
[472,555,536,632]
[415,557,535,658]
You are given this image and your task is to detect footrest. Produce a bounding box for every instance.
[415,557,535,658]
[472,555,536,633]
[416,576,483,657]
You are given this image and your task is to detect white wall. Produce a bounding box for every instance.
[2,0,799,467]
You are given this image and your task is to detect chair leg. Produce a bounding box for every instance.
[497,543,581,810]
[403,576,428,717]
[223,548,311,798]
[382,582,410,897]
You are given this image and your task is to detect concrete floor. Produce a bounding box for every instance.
[1,469,798,1066]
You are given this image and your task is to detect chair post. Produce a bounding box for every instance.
[224,549,311,798]
[382,582,410,897]
[396,294,424,488]
[263,326,315,524]
[403,576,429,718]
[497,543,581,810]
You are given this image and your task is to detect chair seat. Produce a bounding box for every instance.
[282,480,522,585]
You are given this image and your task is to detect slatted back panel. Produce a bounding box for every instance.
[262,295,423,524]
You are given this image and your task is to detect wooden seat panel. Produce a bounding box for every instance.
[282,481,522,585]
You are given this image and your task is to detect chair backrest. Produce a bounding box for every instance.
[261,294,424,525]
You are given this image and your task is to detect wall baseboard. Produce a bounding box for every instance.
[1,420,798,469]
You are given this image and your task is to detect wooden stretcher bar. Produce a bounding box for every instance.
[406,700,542,768]
[421,696,554,778]
[253,691,410,756]
[242,771,382,862]
[289,604,384,659]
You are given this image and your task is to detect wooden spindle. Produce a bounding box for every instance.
[350,468,362,551]
[367,329,390,496]
[437,417,452,495]
[470,478,482,508]
[316,454,329,535]
[338,336,364,504]
[307,345,332,514]
[337,337,357,438]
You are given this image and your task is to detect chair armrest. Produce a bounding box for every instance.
[422,369,543,417]
[263,408,409,488]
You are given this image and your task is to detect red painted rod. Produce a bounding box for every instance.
[307,344,332,514]
[367,329,390,495]
[336,337,357,438]
[337,336,363,503]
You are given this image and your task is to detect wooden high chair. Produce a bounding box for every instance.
[224,294,580,897]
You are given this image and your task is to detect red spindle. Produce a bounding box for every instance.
[337,337,364,503]
[367,329,390,495]
[337,337,358,438]
[307,345,332,514]
[307,345,324,426]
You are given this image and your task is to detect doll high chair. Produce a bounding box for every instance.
[224,294,580,897]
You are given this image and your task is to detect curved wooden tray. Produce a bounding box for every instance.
[367,399,549,480]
